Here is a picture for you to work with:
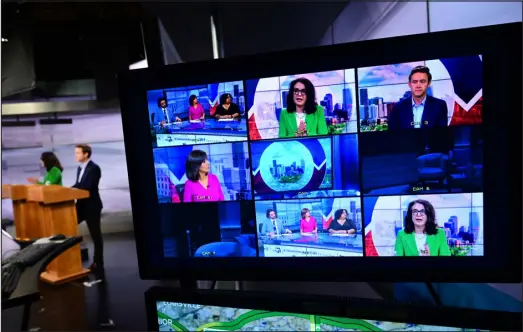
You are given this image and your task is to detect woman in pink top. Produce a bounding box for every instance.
[188,95,205,121]
[300,208,318,234]
[183,150,224,203]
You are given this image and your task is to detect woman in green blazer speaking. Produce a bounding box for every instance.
[395,199,451,256]
[27,152,63,186]
[278,77,329,138]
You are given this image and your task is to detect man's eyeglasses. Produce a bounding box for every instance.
[411,209,426,215]
[293,88,306,96]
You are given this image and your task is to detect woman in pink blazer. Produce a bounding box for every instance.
[188,95,205,121]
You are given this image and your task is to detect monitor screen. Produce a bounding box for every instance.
[148,81,248,147]
[357,56,482,132]
[120,23,522,282]
[156,301,487,332]
[146,287,521,332]
[149,56,485,260]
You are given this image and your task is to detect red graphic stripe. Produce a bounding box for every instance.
[248,113,262,140]
[449,97,483,126]
[365,231,379,256]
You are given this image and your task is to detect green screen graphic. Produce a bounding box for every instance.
[156,301,483,331]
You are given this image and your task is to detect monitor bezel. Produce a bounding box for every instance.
[119,22,522,283]
[145,286,522,331]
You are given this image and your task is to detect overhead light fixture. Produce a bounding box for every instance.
[129,59,148,70]
[1,38,8,42]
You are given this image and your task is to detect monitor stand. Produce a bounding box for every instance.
[207,281,384,300]
[179,278,198,290]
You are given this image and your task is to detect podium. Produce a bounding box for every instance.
[1,184,41,239]
[2,184,91,284]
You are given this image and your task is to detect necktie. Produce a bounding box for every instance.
[273,220,278,235]
[76,166,81,184]
[163,109,169,123]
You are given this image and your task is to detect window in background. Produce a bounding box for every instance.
[428,1,522,32]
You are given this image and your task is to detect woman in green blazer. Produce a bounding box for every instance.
[278,78,329,138]
[395,199,451,256]
[27,152,63,185]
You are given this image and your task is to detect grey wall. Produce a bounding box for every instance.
[144,3,214,63]
[322,1,522,44]
[216,2,347,57]
[146,2,347,61]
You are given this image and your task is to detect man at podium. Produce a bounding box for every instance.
[73,144,104,273]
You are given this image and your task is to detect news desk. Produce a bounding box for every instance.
[260,233,363,257]
[154,119,247,146]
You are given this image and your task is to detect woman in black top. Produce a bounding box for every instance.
[328,209,357,235]
[214,93,241,120]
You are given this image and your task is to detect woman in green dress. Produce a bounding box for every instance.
[278,77,329,138]
[27,152,63,185]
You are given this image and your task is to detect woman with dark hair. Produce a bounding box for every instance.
[27,151,63,185]
[328,209,357,235]
[183,150,224,203]
[188,95,205,121]
[278,77,328,138]
[214,93,241,120]
[395,199,451,256]
[299,208,318,235]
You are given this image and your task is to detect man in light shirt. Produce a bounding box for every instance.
[388,66,448,130]
[261,209,292,237]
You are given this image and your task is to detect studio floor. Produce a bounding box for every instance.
[2,233,161,331]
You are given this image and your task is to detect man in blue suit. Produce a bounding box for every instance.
[154,97,181,125]
[388,66,449,130]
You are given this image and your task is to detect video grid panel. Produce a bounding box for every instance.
[149,54,484,259]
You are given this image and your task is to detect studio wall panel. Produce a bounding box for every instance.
[428,1,522,32]
[362,2,428,41]
[331,2,428,44]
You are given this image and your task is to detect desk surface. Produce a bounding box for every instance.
[155,119,247,135]
[2,236,83,310]
[260,233,363,251]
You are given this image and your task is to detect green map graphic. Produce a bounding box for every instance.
[156,303,479,332]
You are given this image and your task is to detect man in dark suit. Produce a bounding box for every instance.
[388,66,449,130]
[73,144,104,273]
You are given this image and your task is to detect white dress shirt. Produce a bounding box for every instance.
[271,218,280,235]
[78,160,90,183]
[412,96,426,128]
[162,108,170,123]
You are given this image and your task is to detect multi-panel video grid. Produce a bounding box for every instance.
[148,55,484,259]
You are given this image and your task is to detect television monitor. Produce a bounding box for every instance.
[357,56,483,132]
[145,287,522,331]
[119,22,522,282]
[246,69,357,140]
[148,81,248,148]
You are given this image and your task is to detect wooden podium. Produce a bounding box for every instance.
[2,184,91,284]
[2,184,42,239]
